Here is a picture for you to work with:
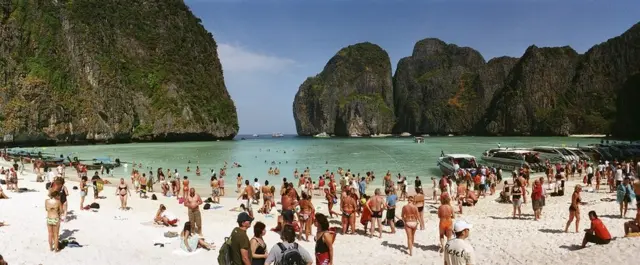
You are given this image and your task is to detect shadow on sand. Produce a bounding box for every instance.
[538,228,564,234]
[60,229,79,240]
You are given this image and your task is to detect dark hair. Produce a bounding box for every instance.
[253,221,266,238]
[281,225,296,243]
[283,177,287,182]
[81,176,88,182]
[50,190,60,198]
[454,231,464,238]
[588,211,598,219]
[315,213,330,231]
[254,178,258,182]
[160,204,166,211]
[183,221,191,234]
[265,180,269,185]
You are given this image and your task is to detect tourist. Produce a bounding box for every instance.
[264,225,313,265]
[414,176,422,194]
[511,179,523,218]
[116,178,131,210]
[431,177,438,201]
[154,204,179,226]
[444,220,476,265]
[180,221,213,252]
[616,177,635,218]
[581,211,611,248]
[402,196,419,256]
[324,188,338,218]
[91,171,101,199]
[236,173,243,193]
[531,179,543,220]
[565,184,582,233]
[211,175,220,203]
[0,254,6,265]
[261,180,273,213]
[182,176,190,199]
[298,192,314,241]
[385,189,398,234]
[366,188,384,238]
[230,212,253,265]
[56,177,69,221]
[253,178,261,204]
[139,173,148,198]
[340,188,357,234]
[0,183,8,199]
[414,190,425,230]
[438,195,455,252]
[250,221,268,265]
[46,190,62,252]
[586,163,594,187]
[634,177,640,202]
[624,204,640,236]
[185,187,203,236]
[314,213,335,265]
[219,175,225,196]
[79,176,88,210]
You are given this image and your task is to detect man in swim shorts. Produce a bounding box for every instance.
[385,189,398,234]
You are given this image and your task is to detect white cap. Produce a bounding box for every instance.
[453,220,473,233]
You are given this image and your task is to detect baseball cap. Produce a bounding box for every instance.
[237,212,254,223]
[453,220,473,233]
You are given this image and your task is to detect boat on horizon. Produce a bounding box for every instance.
[252,134,258,137]
[400,132,412,137]
[272,132,284,138]
[414,136,424,143]
[349,133,362,138]
[370,133,391,138]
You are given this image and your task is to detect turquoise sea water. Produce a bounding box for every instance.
[27,136,600,192]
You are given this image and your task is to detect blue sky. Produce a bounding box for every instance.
[184,0,640,134]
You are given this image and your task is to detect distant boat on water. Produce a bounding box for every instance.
[314,132,330,138]
[272,133,284,138]
[252,134,258,137]
[350,133,362,138]
[400,132,412,137]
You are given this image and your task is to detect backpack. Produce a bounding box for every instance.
[217,233,233,265]
[276,242,305,265]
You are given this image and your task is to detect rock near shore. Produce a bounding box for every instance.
[293,42,394,136]
[0,0,238,146]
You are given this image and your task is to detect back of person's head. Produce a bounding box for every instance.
[315,213,330,231]
[281,225,296,243]
[265,180,269,185]
[253,221,266,237]
[588,211,598,219]
[182,221,191,234]
[160,204,166,211]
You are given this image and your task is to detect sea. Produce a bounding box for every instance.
[20,135,601,193]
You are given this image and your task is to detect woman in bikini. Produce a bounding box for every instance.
[414,191,426,230]
[298,192,315,241]
[46,190,63,252]
[80,176,88,210]
[437,195,454,252]
[116,178,131,210]
[340,189,357,234]
[182,176,190,199]
[324,188,338,218]
[512,179,523,218]
[57,177,69,221]
[565,184,582,233]
[402,196,419,256]
[314,213,335,265]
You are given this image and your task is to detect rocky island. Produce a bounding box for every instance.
[0,0,238,146]
[294,22,640,138]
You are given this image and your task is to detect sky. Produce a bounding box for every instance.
[184,0,640,135]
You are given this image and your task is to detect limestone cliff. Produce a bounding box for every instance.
[293,42,394,136]
[0,0,238,145]
[392,38,517,134]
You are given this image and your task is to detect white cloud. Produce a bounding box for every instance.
[217,43,296,73]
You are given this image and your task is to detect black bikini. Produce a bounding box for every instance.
[251,238,266,265]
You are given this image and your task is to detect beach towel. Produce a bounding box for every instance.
[172,248,204,256]
[209,205,223,210]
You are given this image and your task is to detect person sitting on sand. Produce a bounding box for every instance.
[581,211,611,248]
[154,204,179,226]
[464,187,478,207]
[180,221,213,252]
[402,196,419,256]
[624,204,640,236]
[499,181,511,203]
[0,184,8,199]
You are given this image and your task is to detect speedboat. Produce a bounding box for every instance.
[272,133,284,138]
[349,133,361,138]
[414,137,424,143]
[531,146,574,163]
[437,153,478,176]
[252,134,258,137]
[481,149,544,172]
[400,132,412,137]
[314,132,330,138]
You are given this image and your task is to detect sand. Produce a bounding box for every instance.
[1,161,639,265]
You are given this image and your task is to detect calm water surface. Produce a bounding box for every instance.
[28,136,599,191]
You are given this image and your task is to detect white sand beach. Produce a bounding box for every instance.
[1,161,639,265]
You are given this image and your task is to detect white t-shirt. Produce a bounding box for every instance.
[47,171,56,182]
[586,166,593,175]
[615,169,624,181]
[444,238,476,265]
[162,211,177,221]
[253,182,261,191]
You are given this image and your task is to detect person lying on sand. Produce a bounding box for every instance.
[0,184,9,199]
[180,221,213,252]
[0,221,8,227]
[154,204,179,227]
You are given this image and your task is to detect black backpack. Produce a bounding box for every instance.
[151,194,158,200]
[277,242,305,265]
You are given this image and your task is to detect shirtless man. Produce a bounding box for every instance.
[236,173,243,193]
[402,196,420,256]
[211,176,220,203]
[219,176,225,196]
[324,188,338,218]
[184,188,203,236]
[414,191,426,230]
[238,180,255,213]
[139,174,148,198]
[432,177,438,201]
[341,189,357,234]
[275,186,297,231]
[437,196,455,253]
[182,176,190,199]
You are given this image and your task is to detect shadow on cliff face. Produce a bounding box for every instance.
[613,73,640,140]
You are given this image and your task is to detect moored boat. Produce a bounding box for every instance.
[414,137,424,143]
[437,152,478,176]
[481,149,545,172]
[314,132,330,138]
